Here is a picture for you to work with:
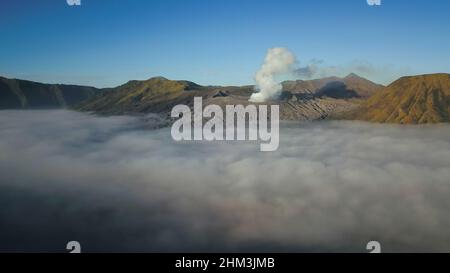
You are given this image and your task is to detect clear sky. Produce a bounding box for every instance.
[1,0,449,87]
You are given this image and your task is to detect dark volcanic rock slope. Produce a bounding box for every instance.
[0,76,98,109]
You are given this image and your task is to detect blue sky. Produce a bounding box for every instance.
[0,0,449,87]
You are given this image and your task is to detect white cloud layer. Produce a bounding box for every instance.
[1,110,450,252]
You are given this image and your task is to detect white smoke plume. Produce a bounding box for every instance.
[249,47,297,103]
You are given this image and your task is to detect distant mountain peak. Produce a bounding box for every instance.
[146,76,169,81]
[282,74,383,98]
[345,73,362,79]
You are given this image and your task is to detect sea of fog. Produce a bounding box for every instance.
[1,110,450,252]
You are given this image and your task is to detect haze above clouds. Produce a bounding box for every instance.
[1,110,450,252]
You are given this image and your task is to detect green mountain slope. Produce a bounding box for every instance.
[76,76,218,114]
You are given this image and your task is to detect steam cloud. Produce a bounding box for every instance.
[249,48,297,102]
[1,110,450,252]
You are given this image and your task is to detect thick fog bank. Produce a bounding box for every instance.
[1,110,450,252]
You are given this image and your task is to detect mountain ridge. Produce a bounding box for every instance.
[3,73,449,124]
[341,73,450,124]
[75,74,382,120]
[0,76,100,109]
[282,73,384,98]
